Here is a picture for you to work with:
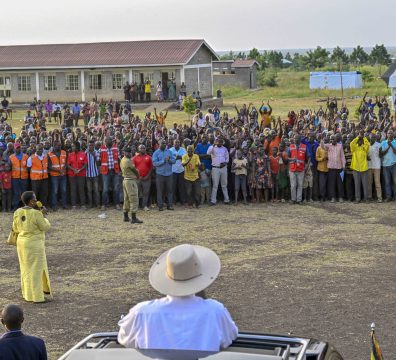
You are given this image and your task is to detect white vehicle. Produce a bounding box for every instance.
[59,332,344,360]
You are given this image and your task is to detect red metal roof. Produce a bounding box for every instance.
[231,59,260,68]
[0,39,216,69]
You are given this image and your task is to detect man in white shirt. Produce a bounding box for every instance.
[207,138,230,205]
[368,134,382,202]
[118,244,238,360]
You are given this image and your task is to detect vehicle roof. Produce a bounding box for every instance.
[66,348,283,360]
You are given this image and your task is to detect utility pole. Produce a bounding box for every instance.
[339,61,344,105]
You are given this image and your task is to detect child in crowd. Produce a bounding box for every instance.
[0,163,12,212]
[232,150,248,205]
[277,143,289,202]
[303,161,313,203]
[199,164,211,205]
[269,147,280,202]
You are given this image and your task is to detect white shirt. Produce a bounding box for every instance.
[118,295,238,360]
[207,145,229,167]
[368,142,381,169]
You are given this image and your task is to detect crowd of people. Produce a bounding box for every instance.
[0,93,396,219]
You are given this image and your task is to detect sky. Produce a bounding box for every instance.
[1,0,394,51]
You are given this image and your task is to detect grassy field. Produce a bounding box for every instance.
[5,66,391,133]
[0,202,395,360]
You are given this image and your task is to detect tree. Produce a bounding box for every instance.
[219,50,235,60]
[284,52,293,62]
[303,46,329,69]
[236,51,247,59]
[248,48,260,60]
[263,50,283,68]
[292,53,306,70]
[331,46,349,65]
[182,95,197,124]
[370,44,391,65]
[350,46,369,65]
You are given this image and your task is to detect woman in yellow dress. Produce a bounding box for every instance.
[12,191,52,303]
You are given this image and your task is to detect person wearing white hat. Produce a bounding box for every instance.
[118,244,238,360]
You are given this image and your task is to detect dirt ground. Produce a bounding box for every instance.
[0,202,395,360]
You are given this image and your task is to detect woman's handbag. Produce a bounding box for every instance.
[7,230,18,246]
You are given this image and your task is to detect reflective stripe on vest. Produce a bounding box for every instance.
[49,151,67,176]
[100,146,120,175]
[10,154,29,179]
[30,155,49,180]
[289,144,306,172]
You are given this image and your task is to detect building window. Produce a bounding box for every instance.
[143,72,154,83]
[44,75,57,91]
[112,74,123,89]
[0,77,3,85]
[18,75,31,91]
[0,90,11,97]
[65,74,79,90]
[89,74,102,90]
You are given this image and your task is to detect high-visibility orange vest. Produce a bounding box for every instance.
[99,145,120,175]
[9,153,29,179]
[289,143,306,172]
[30,154,49,180]
[48,150,67,176]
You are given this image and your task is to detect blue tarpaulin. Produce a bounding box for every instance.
[309,71,363,89]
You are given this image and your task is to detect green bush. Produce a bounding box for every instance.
[258,71,278,87]
[361,69,374,83]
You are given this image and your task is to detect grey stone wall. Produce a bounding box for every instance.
[212,61,233,73]
[185,68,198,95]
[213,67,257,89]
[199,67,212,97]
[186,45,213,65]
[213,74,249,89]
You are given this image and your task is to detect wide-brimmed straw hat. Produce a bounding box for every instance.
[149,244,221,297]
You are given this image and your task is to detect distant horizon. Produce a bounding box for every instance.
[1,39,395,56]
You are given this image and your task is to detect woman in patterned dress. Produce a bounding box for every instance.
[254,147,272,202]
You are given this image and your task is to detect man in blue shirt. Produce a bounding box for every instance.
[380,130,396,201]
[71,102,81,127]
[170,139,187,205]
[195,134,212,171]
[152,140,176,211]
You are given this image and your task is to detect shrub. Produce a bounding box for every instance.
[361,69,374,83]
[258,70,278,87]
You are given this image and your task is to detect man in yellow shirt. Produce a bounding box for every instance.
[182,145,201,208]
[350,131,370,203]
[315,143,328,201]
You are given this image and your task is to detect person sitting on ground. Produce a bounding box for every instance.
[118,244,238,360]
[0,304,47,360]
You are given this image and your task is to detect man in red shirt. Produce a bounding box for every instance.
[132,144,153,211]
[67,142,87,209]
